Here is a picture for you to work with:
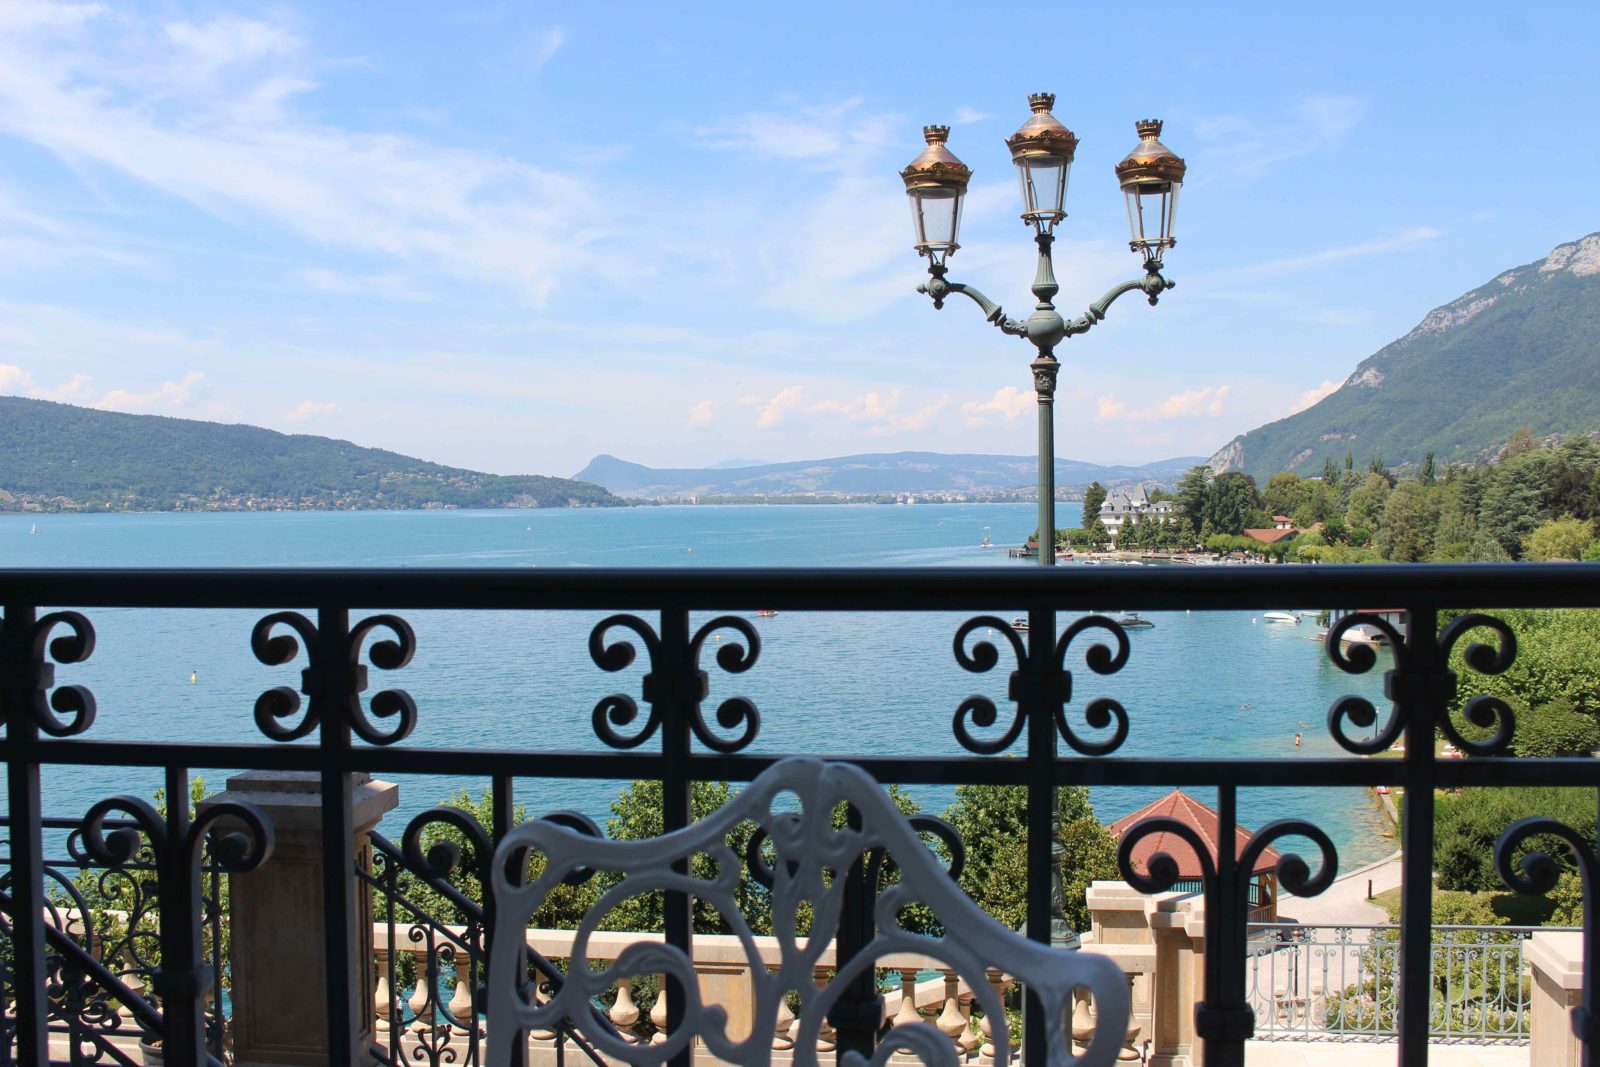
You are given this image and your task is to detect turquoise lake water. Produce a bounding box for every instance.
[0,504,1394,870]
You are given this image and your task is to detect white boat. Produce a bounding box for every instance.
[980,535,992,548]
[29,523,39,535]
[1263,611,1299,624]
[1011,616,1030,633]
[1113,612,1154,629]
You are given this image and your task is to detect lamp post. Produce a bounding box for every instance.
[902,94,1187,564]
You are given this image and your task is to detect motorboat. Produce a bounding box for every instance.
[981,535,992,548]
[1263,611,1299,624]
[1011,616,1030,633]
[1113,612,1154,629]
[756,610,779,618]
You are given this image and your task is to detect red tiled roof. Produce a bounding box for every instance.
[1243,528,1297,544]
[1272,514,1292,522]
[1108,789,1281,879]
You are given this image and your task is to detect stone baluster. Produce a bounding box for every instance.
[977,969,1007,1064]
[373,947,392,1039]
[448,954,475,1037]
[609,975,642,1044]
[407,947,434,1039]
[957,985,981,1060]
[529,964,557,1044]
[935,972,967,1053]
[890,968,921,1057]
[649,976,669,1046]
[769,966,794,1052]
[790,967,837,1053]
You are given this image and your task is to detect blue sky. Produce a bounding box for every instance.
[0,1,1596,478]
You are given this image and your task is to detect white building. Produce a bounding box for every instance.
[1099,485,1173,537]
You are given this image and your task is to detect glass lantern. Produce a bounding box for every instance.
[900,125,971,263]
[1005,93,1078,233]
[1115,119,1186,265]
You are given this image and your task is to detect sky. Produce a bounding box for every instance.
[0,2,1597,479]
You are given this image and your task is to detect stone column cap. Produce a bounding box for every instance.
[199,770,398,832]
[1526,930,1585,990]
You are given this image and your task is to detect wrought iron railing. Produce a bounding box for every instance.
[1246,922,1541,1043]
[0,815,227,1067]
[0,563,1597,1067]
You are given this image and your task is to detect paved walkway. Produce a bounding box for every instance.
[1275,850,1403,926]
[1244,1039,1527,1065]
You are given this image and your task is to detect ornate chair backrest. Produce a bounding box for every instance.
[486,758,1129,1067]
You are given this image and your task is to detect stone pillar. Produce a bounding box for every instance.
[1145,894,1203,1067]
[203,771,398,1067]
[1526,931,1584,1067]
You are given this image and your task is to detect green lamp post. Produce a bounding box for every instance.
[902,95,1187,564]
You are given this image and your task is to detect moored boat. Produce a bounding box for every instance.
[1263,611,1299,624]
[1113,611,1154,629]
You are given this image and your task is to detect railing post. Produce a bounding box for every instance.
[657,607,695,1067]
[1023,603,1056,1067]
[206,771,397,1067]
[1,602,48,1067]
[1398,606,1440,1067]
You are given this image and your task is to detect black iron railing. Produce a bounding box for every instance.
[1,564,1597,1067]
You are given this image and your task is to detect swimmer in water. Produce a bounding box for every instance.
[1294,732,1302,748]
[190,670,197,684]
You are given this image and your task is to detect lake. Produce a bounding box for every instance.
[1,504,1394,870]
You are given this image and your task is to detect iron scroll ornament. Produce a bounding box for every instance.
[1117,815,1337,1048]
[250,611,417,744]
[486,758,1131,1067]
[952,613,1130,755]
[589,613,762,753]
[1496,817,1598,1056]
[1324,611,1517,755]
[3,609,98,737]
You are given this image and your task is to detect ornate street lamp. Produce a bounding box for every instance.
[902,95,1187,566]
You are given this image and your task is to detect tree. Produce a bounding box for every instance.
[1345,472,1392,535]
[1262,472,1308,520]
[1421,451,1436,486]
[1504,426,1540,458]
[1513,697,1600,758]
[1204,472,1260,536]
[1174,465,1212,535]
[1523,515,1595,561]
[1435,787,1596,893]
[1081,482,1107,530]
[1375,480,1437,562]
[1322,456,1341,486]
[942,780,1117,934]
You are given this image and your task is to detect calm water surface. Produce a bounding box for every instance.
[1,505,1394,869]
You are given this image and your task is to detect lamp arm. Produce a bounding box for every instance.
[1064,265,1176,338]
[917,270,1029,337]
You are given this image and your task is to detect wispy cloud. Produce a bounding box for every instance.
[1194,95,1367,179]
[528,27,565,69]
[284,398,336,422]
[94,371,206,413]
[952,106,989,125]
[1290,378,1341,414]
[0,7,608,303]
[1095,385,1231,424]
[963,386,1033,425]
[693,98,890,163]
[295,267,429,302]
[1205,227,1442,283]
[687,399,713,427]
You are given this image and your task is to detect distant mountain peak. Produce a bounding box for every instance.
[1211,231,1600,478]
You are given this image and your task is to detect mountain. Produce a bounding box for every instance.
[572,451,1205,499]
[1209,232,1600,481]
[0,396,623,511]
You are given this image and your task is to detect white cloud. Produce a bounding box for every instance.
[963,386,1033,425]
[529,27,565,69]
[1095,395,1128,422]
[687,399,713,427]
[811,389,899,421]
[1159,385,1230,419]
[95,371,205,413]
[295,268,428,302]
[0,7,608,303]
[284,398,336,422]
[0,363,32,393]
[693,98,887,162]
[753,385,806,428]
[1095,385,1231,424]
[1194,94,1368,178]
[952,106,989,125]
[1291,379,1342,414]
